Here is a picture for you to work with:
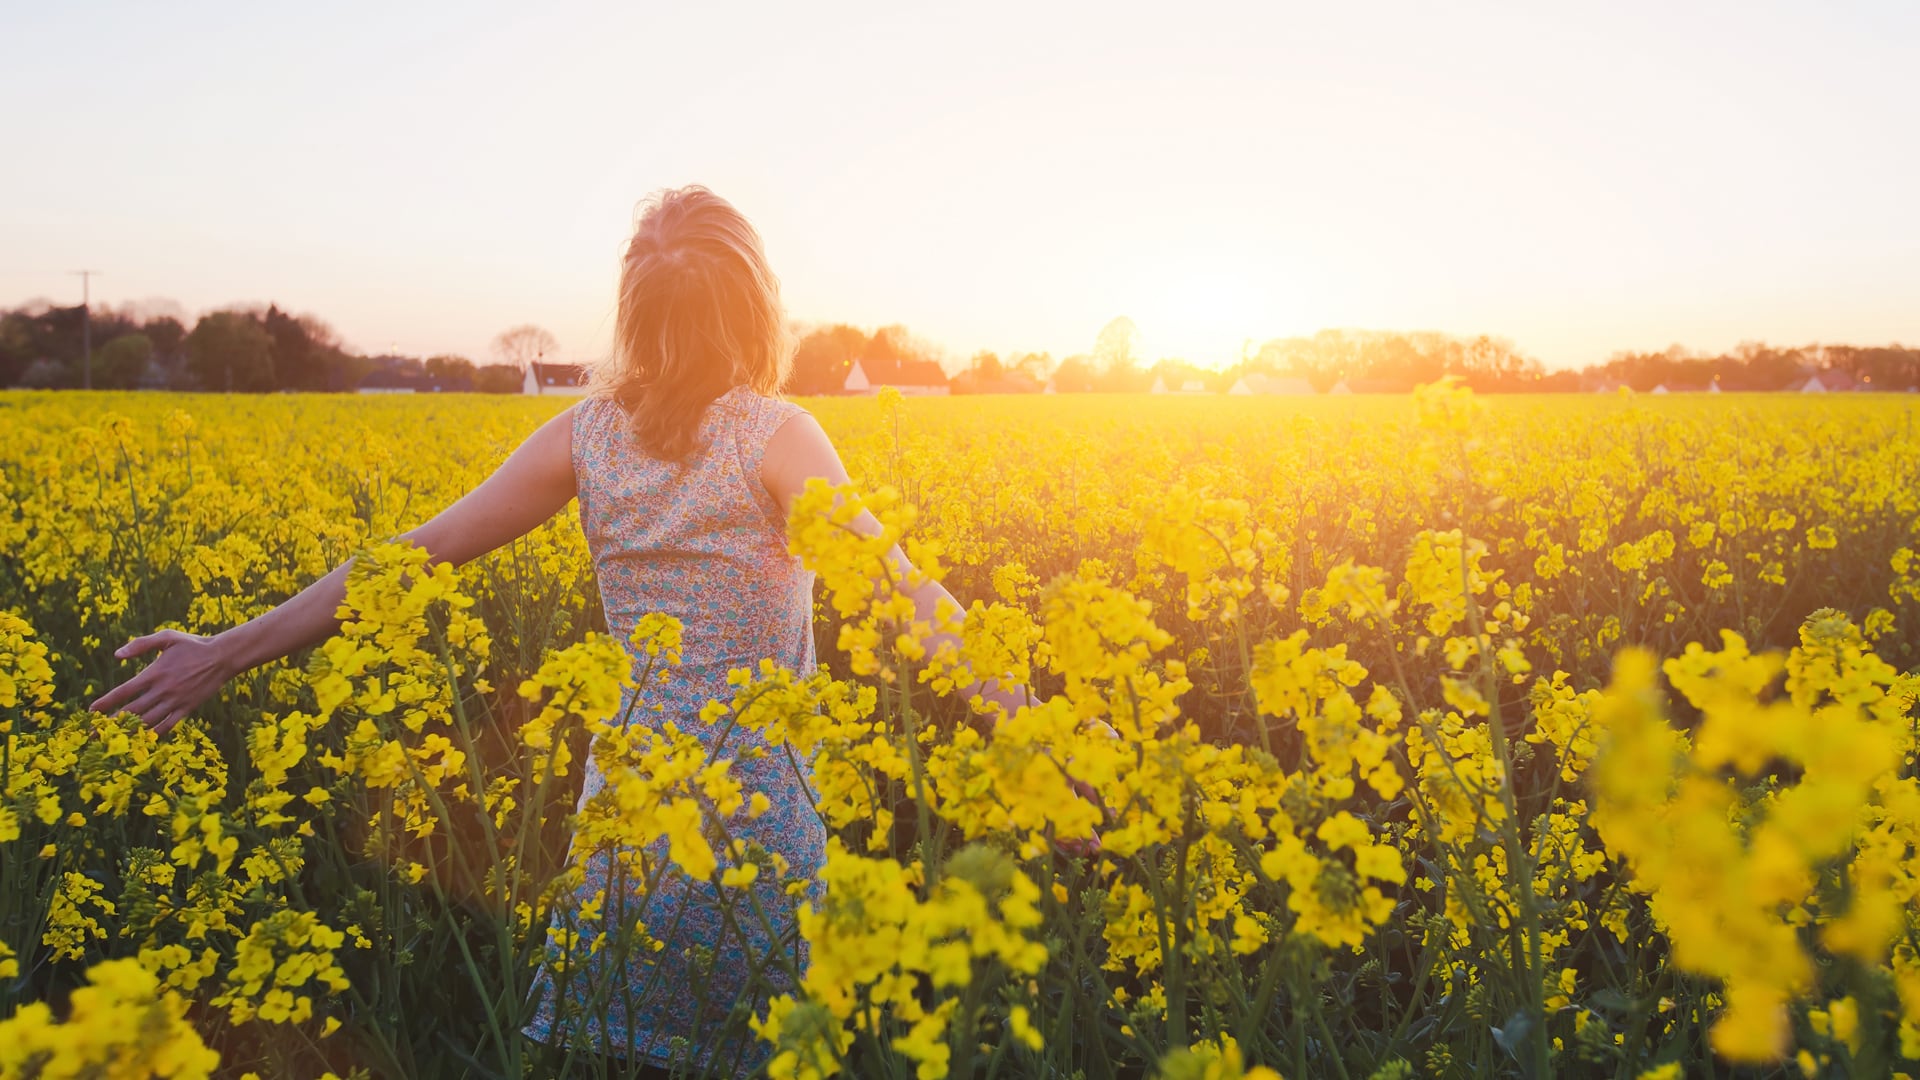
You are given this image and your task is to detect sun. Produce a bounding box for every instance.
[1127,261,1285,370]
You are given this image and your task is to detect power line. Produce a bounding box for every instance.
[71,269,103,391]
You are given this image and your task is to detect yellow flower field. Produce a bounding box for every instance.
[3,385,1919,1079]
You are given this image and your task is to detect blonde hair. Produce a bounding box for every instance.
[587,185,793,461]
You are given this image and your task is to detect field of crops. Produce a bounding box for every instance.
[3,386,1920,1079]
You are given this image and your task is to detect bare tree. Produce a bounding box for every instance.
[1093,316,1139,374]
[492,325,558,374]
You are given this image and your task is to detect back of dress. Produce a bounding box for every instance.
[524,385,824,1075]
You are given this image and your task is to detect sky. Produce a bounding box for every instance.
[3,1,1917,371]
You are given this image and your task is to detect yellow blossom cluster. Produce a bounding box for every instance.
[1592,612,1920,1064]
[0,957,219,1079]
[4,387,1920,1077]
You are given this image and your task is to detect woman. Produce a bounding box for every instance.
[91,185,1023,1077]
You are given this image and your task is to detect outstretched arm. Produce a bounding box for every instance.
[93,406,580,733]
[761,411,1031,721]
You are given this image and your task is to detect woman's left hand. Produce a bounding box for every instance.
[1053,719,1119,858]
[90,630,237,735]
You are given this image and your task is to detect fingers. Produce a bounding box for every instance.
[152,705,190,736]
[1070,779,1116,826]
[90,666,156,715]
[117,690,168,726]
[1053,833,1103,859]
[115,630,185,660]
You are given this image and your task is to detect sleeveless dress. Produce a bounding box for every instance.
[523,386,826,1076]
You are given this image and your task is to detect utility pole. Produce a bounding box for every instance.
[71,270,101,390]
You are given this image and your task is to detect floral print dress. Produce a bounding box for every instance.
[523,386,824,1076]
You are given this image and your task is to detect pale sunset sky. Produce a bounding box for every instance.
[3,1,1916,370]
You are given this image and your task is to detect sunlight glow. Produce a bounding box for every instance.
[1129,261,1288,370]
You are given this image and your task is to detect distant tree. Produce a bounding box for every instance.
[0,311,32,385]
[952,350,1014,394]
[1093,317,1139,375]
[791,324,868,394]
[474,364,524,394]
[143,316,187,361]
[11,305,86,379]
[1837,345,1920,390]
[787,323,945,393]
[863,324,940,368]
[1459,335,1541,391]
[118,297,188,326]
[264,305,327,391]
[1148,358,1209,391]
[1736,342,1808,391]
[1396,332,1458,385]
[425,354,478,381]
[1250,336,1323,379]
[1245,335,1333,387]
[492,325,558,374]
[1093,362,1151,393]
[187,311,275,392]
[95,333,153,389]
[1051,354,1096,392]
[1306,330,1365,388]
[298,313,351,390]
[1007,351,1053,380]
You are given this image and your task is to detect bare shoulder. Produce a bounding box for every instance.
[761,410,849,517]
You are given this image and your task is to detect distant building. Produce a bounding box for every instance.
[1652,381,1718,394]
[358,371,473,394]
[844,357,950,395]
[524,362,589,395]
[1229,374,1316,395]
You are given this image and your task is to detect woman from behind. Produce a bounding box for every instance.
[94,185,1012,1077]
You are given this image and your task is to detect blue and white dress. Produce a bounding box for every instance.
[524,386,826,1076]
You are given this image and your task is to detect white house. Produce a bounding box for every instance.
[1229,374,1316,396]
[524,362,589,395]
[1791,368,1859,393]
[844,358,950,396]
[1327,379,1352,395]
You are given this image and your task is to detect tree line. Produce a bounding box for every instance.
[6,297,1916,394]
[798,319,1920,394]
[0,301,535,393]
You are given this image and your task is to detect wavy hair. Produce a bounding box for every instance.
[586,185,794,461]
